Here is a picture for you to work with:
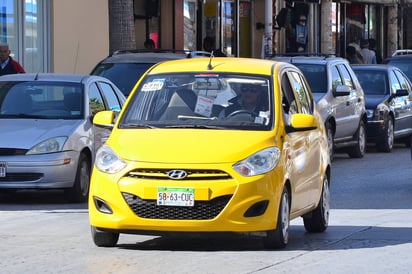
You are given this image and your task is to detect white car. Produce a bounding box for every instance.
[0,73,126,202]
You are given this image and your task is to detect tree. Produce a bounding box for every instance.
[108,0,136,54]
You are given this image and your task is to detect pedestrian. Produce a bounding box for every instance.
[346,45,363,64]
[0,43,25,76]
[360,39,377,64]
[368,38,382,64]
[144,39,155,49]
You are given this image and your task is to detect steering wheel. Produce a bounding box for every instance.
[227,109,256,118]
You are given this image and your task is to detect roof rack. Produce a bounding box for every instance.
[268,52,336,58]
[111,48,189,56]
[391,49,412,56]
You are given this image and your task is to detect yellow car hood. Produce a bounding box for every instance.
[107,129,276,164]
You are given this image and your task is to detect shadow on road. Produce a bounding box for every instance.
[0,190,87,210]
[114,224,412,252]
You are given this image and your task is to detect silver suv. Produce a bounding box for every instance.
[90,49,201,97]
[273,56,367,160]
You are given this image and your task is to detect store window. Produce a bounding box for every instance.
[0,0,49,72]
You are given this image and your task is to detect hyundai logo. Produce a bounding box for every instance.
[167,170,188,180]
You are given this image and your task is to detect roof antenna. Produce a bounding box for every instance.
[207,52,214,70]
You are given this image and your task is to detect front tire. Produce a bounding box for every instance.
[348,120,366,158]
[303,176,330,233]
[263,187,290,249]
[376,118,394,152]
[91,226,119,247]
[65,153,91,203]
[325,122,334,162]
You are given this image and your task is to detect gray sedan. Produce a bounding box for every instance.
[0,73,126,202]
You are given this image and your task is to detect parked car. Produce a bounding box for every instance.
[352,64,412,152]
[89,57,331,249]
[90,49,210,97]
[383,50,412,82]
[272,55,367,160]
[0,73,126,202]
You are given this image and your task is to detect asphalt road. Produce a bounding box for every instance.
[0,144,411,274]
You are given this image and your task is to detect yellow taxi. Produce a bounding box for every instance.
[89,57,331,249]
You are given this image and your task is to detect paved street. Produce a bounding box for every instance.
[0,145,411,274]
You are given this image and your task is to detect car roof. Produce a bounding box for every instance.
[0,73,111,83]
[351,64,396,71]
[98,49,190,64]
[146,57,290,75]
[271,55,349,66]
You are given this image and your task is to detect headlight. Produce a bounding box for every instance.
[95,145,126,174]
[233,147,280,176]
[26,137,67,155]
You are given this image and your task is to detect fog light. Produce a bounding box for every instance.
[93,197,113,214]
[244,200,269,217]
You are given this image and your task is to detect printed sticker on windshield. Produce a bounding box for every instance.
[141,79,165,92]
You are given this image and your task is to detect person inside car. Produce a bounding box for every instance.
[221,83,267,117]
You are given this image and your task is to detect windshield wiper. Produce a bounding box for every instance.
[119,123,157,129]
[0,113,48,119]
[178,115,218,120]
[165,124,225,129]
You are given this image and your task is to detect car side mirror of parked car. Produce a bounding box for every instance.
[334,84,351,97]
[93,110,115,129]
[394,89,409,97]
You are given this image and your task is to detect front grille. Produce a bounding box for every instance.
[122,192,232,220]
[0,173,43,182]
[126,168,232,181]
[0,148,28,156]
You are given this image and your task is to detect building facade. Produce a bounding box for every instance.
[2,0,412,74]
[0,0,109,74]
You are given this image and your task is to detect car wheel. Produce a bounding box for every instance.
[65,153,91,203]
[303,175,330,233]
[376,118,394,152]
[263,187,290,249]
[325,122,334,162]
[91,226,119,247]
[348,120,366,158]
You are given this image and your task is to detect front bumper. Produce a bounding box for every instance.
[0,151,79,189]
[89,163,285,233]
[366,119,386,142]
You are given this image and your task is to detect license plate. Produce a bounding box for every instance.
[0,162,6,177]
[157,187,194,207]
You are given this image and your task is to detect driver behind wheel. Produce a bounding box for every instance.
[220,83,267,117]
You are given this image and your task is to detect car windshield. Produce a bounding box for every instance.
[0,81,84,119]
[293,64,327,93]
[354,70,388,95]
[119,73,273,130]
[385,60,412,81]
[91,63,154,96]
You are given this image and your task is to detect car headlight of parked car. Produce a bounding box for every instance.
[367,104,386,120]
[26,137,68,155]
[95,145,127,174]
[233,147,280,176]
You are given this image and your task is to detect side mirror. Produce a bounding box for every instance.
[394,89,409,97]
[334,84,351,96]
[285,113,318,133]
[93,110,115,129]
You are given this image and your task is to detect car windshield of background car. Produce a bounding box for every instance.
[354,70,388,95]
[119,73,272,130]
[91,63,153,97]
[293,64,327,93]
[385,60,412,82]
